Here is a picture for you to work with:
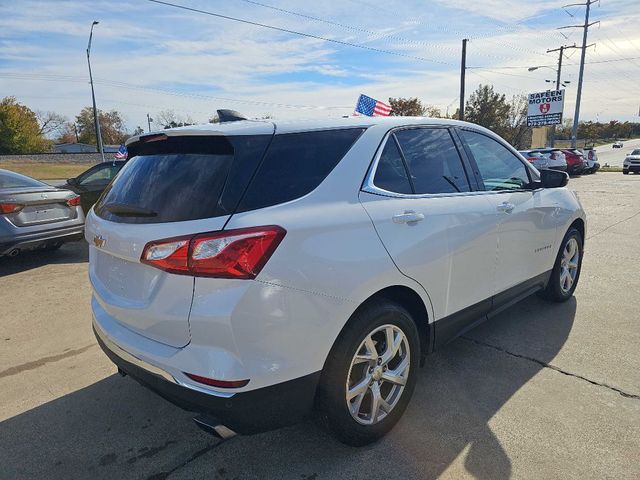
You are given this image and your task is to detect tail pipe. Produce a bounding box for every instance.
[193,414,237,440]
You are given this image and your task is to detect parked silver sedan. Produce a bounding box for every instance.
[0,169,85,257]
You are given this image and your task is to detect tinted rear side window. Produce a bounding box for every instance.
[373,138,412,194]
[237,128,365,212]
[95,135,271,223]
[394,128,470,194]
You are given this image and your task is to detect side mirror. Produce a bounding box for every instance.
[541,169,569,188]
[67,177,78,185]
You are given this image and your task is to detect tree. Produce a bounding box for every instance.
[0,96,50,154]
[504,94,532,149]
[75,107,128,145]
[424,105,443,118]
[156,109,194,129]
[55,122,78,144]
[388,97,426,116]
[464,84,510,134]
[36,111,68,138]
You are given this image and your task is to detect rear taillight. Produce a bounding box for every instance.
[0,203,22,214]
[141,225,286,279]
[526,157,536,162]
[66,195,81,207]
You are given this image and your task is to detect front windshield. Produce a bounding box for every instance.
[631,149,640,155]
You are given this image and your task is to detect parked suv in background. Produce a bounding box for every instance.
[623,149,640,174]
[88,117,586,446]
[582,147,599,174]
[528,148,567,172]
[519,150,548,170]
[562,149,587,175]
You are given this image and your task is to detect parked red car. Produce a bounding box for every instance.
[561,149,587,175]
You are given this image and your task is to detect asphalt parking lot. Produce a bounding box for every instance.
[1,173,639,480]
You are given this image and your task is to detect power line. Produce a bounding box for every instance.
[147,0,456,66]
[0,72,352,110]
[237,0,535,61]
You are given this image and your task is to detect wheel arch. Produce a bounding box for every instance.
[570,217,585,242]
[330,285,432,369]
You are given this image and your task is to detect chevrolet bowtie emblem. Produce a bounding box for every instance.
[93,234,106,248]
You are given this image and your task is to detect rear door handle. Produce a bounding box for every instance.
[496,202,515,214]
[393,211,425,224]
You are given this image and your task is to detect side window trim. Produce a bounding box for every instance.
[457,127,533,193]
[363,125,478,198]
[390,133,416,194]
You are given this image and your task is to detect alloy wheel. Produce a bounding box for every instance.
[345,324,410,425]
[560,237,580,294]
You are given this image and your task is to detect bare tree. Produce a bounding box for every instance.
[156,109,195,129]
[36,111,68,138]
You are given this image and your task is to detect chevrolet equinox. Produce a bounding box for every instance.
[88,117,586,446]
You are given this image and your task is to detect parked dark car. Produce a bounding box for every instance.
[0,169,84,257]
[64,161,126,213]
[561,149,587,175]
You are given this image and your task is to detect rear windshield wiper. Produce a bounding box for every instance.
[103,203,157,217]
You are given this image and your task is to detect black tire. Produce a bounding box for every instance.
[623,170,629,175]
[539,227,583,302]
[317,299,420,446]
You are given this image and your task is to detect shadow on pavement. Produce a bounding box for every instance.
[0,295,576,480]
[0,240,87,276]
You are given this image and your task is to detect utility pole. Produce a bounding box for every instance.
[86,21,105,162]
[545,44,578,147]
[560,0,599,148]
[459,38,468,121]
[147,113,153,133]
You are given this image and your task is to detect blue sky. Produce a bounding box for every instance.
[1,0,639,131]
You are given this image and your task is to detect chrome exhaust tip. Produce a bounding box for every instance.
[193,415,237,440]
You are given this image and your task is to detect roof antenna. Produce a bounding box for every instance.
[217,109,248,122]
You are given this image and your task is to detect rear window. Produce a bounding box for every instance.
[236,128,365,213]
[0,170,46,189]
[94,135,271,224]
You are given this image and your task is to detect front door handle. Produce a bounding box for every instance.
[496,202,515,214]
[393,211,425,224]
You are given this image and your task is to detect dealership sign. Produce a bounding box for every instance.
[527,89,565,127]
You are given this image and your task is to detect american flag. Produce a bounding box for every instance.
[114,145,127,159]
[354,94,392,117]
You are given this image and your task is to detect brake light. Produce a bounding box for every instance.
[184,372,249,388]
[141,225,286,279]
[66,195,81,207]
[0,203,22,214]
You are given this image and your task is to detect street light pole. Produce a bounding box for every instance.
[87,21,105,162]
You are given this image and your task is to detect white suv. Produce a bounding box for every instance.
[87,117,586,446]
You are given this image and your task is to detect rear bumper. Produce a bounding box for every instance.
[567,164,586,175]
[0,223,84,255]
[93,320,321,434]
[548,165,567,172]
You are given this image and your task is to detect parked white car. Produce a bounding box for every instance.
[519,150,549,170]
[528,148,568,172]
[87,117,586,445]
[623,148,640,174]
